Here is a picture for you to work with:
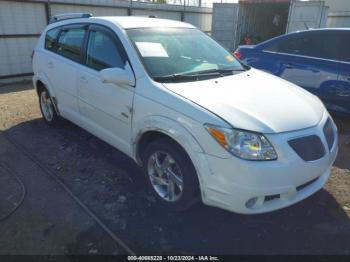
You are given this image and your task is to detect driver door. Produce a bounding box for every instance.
[77,25,135,156]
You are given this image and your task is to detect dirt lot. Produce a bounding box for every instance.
[0,81,350,255]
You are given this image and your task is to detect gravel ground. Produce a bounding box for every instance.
[0,84,125,255]
[0,81,349,255]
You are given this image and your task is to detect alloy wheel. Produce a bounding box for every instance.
[40,91,54,122]
[147,150,184,202]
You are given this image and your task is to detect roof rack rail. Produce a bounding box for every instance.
[49,13,92,24]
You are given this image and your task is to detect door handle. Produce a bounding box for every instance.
[283,63,293,69]
[79,76,88,84]
[47,61,54,69]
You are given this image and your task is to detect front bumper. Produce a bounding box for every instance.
[198,113,338,214]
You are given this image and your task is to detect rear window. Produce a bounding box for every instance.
[45,28,60,51]
[265,31,339,61]
[56,27,86,63]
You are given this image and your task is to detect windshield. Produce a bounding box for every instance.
[127,28,245,82]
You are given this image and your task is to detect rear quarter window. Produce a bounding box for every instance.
[45,27,60,51]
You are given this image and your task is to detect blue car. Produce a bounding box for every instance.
[235,29,350,116]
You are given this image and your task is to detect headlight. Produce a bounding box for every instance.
[204,124,277,161]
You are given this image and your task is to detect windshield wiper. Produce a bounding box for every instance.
[153,73,201,82]
[153,68,246,83]
[193,68,246,76]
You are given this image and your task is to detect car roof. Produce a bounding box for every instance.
[254,27,349,48]
[296,28,350,33]
[96,16,195,29]
[49,16,196,30]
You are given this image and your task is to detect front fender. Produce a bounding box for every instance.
[133,115,204,160]
[133,115,210,200]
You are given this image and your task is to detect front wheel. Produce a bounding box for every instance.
[141,138,200,211]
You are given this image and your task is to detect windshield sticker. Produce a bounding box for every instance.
[225,55,234,62]
[135,42,169,57]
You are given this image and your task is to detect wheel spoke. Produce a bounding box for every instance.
[161,154,174,169]
[47,101,53,118]
[153,154,163,176]
[149,173,167,186]
[167,168,183,189]
[166,180,176,201]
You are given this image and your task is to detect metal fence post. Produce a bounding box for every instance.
[128,0,132,16]
[181,0,186,21]
[45,0,51,24]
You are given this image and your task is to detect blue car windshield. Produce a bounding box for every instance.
[127,28,245,81]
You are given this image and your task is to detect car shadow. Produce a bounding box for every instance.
[333,115,350,170]
[1,118,350,255]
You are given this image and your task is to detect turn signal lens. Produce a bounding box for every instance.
[207,127,228,146]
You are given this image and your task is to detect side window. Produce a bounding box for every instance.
[263,35,302,54]
[266,32,339,60]
[45,27,60,51]
[271,34,308,55]
[338,31,350,63]
[264,40,281,52]
[57,27,86,63]
[86,30,125,71]
[294,31,338,60]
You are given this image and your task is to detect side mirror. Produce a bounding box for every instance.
[99,67,135,87]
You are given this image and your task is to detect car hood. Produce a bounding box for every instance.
[163,69,325,134]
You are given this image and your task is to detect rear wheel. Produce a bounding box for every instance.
[141,138,200,210]
[39,89,61,126]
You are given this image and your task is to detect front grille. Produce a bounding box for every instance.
[323,118,335,151]
[288,135,325,161]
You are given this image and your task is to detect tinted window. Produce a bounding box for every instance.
[57,27,86,62]
[266,31,338,60]
[338,31,350,63]
[264,41,279,52]
[86,30,125,71]
[45,28,60,51]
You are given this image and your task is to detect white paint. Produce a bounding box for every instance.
[101,16,195,29]
[164,69,325,133]
[33,16,338,214]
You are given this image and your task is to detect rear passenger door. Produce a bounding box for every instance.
[267,31,339,94]
[45,24,87,125]
[77,25,135,156]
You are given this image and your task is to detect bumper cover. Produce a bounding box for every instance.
[198,113,338,214]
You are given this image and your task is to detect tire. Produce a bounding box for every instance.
[38,88,61,126]
[141,137,200,211]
